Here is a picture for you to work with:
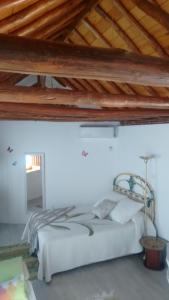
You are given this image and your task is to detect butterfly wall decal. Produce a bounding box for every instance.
[7,146,13,153]
[82,150,88,157]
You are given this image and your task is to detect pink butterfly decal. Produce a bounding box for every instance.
[82,150,88,157]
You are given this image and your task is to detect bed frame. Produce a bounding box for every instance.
[113,173,155,222]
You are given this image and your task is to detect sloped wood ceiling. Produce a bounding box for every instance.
[0,0,169,125]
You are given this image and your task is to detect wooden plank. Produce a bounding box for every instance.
[0,73,25,85]
[112,0,168,57]
[67,78,86,91]
[0,103,169,121]
[55,77,74,89]
[1,34,169,87]
[32,2,86,40]
[0,113,101,122]
[13,0,83,37]
[61,0,100,39]
[84,79,110,93]
[37,76,46,88]
[68,36,123,94]
[0,0,70,34]
[0,0,39,22]
[95,5,140,53]
[82,12,158,97]
[132,0,169,32]
[1,85,169,109]
[1,111,169,124]
[79,79,97,92]
[121,116,169,126]
[73,29,91,45]
[82,18,112,47]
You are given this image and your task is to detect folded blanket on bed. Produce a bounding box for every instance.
[22,207,75,254]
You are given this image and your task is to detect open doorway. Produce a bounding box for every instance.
[25,153,45,211]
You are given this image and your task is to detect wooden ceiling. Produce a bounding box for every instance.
[0,0,169,125]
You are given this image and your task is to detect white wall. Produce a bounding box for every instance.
[0,121,119,223]
[116,124,169,240]
[26,170,42,201]
[0,120,168,240]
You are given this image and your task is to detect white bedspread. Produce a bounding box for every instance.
[33,207,155,282]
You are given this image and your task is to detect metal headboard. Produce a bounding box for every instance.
[113,173,155,222]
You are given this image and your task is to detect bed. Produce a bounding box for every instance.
[22,173,156,282]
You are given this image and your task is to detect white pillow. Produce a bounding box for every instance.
[92,199,117,219]
[109,198,144,224]
[105,191,128,203]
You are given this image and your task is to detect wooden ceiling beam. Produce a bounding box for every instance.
[67,78,86,91]
[1,111,169,125]
[0,0,72,34]
[12,0,82,37]
[1,111,169,124]
[95,5,140,53]
[69,30,90,46]
[0,112,111,122]
[0,102,169,121]
[70,35,131,95]
[121,116,169,126]
[66,38,98,93]
[1,34,169,87]
[0,72,27,84]
[68,36,117,94]
[151,0,161,7]
[106,82,122,94]
[55,77,77,90]
[0,0,39,22]
[118,83,136,95]
[57,75,99,94]
[64,78,93,92]
[79,79,97,92]
[73,29,91,46]
[69,31,138,96]
[68,36,127,95]
[113,1,169,96]
[95,5,159,97]
[1,85,169,110]
[37,75,46,88]
[85,80,110,94]
[0,73,25,85]
[132,0,169,33]
[50,26,71,41]
[62,0,100,40]
[56,76,105,95]
[146,86,160,96]
[31,2,86,40]
[54,78,68,88]
[82,18,112,48]
[0,2,86,88]
[112,0,168,57]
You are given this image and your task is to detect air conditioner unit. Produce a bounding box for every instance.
[79,122,119,138]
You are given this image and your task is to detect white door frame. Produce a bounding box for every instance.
[24,152,46,211]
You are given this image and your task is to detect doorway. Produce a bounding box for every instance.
[25,153,45,211]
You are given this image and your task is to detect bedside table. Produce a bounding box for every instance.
[140,236,167,270]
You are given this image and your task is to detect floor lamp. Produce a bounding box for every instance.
[140,155,154,235]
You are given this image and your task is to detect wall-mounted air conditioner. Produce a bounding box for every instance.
[79,122,120,138]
